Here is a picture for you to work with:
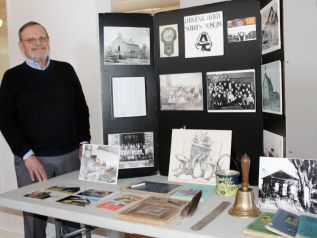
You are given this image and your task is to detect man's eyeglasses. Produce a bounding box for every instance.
[21,35,49,44]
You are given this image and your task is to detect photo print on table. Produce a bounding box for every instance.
[159,24,179,58]
[227,16,257,43]
[184,11,224,58]
[108,132,154,169]
[79,144,120,184]
[261,0,281,55]
[206,69,256,112]
[261,60,283,115]
[263,130,284,157]
[24,191,51,200]
[159,72,203,111]
[258,156,317,214]
[168,129,232,185]
[103,26,150,65]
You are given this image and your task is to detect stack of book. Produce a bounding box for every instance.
[243,209,317,238]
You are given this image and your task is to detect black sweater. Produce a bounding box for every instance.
[0,60,91,158]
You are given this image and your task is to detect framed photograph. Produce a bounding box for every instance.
[258,157,317,214]
[79,144,120,184]
[206,69,256,112]
[108,132,154,169]
[263,130,284,157]
[112,77,147,118]
[261,0,281,55]
[227,16,257,43]
[262,60,283,115]
[159,24,179,58]
[159,72,203,111]
[168,129,232,185]
[103,26,150,65]
[184,11,224,58]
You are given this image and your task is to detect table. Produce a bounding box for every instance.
[0,171,256,238]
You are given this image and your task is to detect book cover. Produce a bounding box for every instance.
[295,215,317,238]
[171,183,215,201]
[243,212,283,238]
[117,196,188,225]
[265,209,299,238]
[97,194,144,211]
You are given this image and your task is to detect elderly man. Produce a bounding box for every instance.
[0,21,90,238]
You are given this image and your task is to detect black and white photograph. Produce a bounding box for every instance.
[168,129,232,185]
[262,60,282,115]
[112,76,147,118]
[108,132,154,169]
[184,11,224,58]
[258,156,317,214]
[206,69,256,112]
[159,24,179,58]
[261,0,281,55]
[159,72,203,111]
[79,144,120,184]
[103,26,150,65]
[263,130,284,157]
[227,16,257,43]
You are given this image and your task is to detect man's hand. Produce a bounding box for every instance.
[24,155,48,182]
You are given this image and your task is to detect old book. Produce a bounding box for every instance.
[243,212,283,238]
[122,181,182,196]
[171,183,215,201]
[117,196,188,225]
[265,209,298,238]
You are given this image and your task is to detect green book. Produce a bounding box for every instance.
[243,212,283,238]
[295,215,317,238]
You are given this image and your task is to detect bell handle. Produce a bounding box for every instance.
[241,154,250,187]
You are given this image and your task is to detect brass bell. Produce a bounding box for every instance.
[228,154,260,218]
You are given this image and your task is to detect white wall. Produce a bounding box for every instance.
[284,0,317,158]
[180,0,230,8]
[0,0,110,237]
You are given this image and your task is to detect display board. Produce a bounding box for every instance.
[154,0,262,185]
[99,0,263,184]
[98,13,158,178]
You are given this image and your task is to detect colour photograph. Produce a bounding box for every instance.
[227,16,257,43]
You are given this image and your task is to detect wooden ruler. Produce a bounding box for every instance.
[190,201,231,231]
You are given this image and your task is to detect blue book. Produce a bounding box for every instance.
[295,215,317,238]
[265,209,299,238]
